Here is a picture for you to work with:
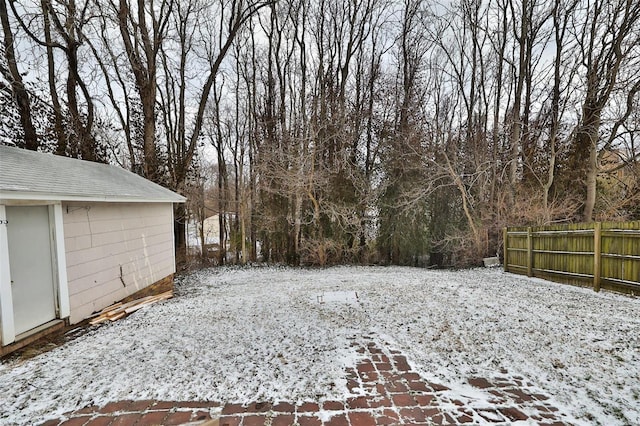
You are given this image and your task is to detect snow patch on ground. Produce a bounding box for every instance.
[0,266,638,425]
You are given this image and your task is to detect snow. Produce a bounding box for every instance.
[315,290,359,305]
[0,266,639,425]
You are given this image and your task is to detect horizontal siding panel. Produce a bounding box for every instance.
[63,221,92,238]
[90,225,170,248]
[64,235,92,252]
[83,203,169,221]
[66,229,171,257]
[64,202,169,220]
[88,215,167,235]
[64,202,176,323]
[69,250,174,313]
[66,239,172,281]
[69,268,122,297]
[71,284,130,323]
[120,248,175,277]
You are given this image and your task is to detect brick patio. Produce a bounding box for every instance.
[39,339,573,426]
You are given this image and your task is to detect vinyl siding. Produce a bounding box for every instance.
[63,202,175,323]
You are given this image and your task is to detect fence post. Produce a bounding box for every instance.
[527,227,533,277]
[594,222,602,292]
[503,227,508,272]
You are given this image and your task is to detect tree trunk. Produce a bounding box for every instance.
[116,0,161,180]
[0,0,38,150]
[581,109,601,221]
[40,0,65,155]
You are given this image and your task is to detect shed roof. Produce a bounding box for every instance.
[0,145,185,203]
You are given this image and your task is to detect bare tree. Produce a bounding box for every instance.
[9,0,100,159]
[571,0,640,221]
[109,0,173,180]
[0,0,38,150]
[539,0,579,222]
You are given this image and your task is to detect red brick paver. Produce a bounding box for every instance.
[41,339,575,425]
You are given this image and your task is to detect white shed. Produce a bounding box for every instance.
[0,146,185,355]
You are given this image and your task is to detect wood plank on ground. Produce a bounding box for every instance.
[89,291,173,325]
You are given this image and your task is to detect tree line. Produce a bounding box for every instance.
[1,0,639,267]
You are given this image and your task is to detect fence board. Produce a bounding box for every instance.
[504,221,640,295]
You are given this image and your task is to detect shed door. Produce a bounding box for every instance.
[6,206,57,335]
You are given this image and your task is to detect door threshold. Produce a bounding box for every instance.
[1,320,65,357]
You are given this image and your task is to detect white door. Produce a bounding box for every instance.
[6,206,57,335]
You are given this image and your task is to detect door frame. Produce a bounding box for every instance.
[0,202,70,346]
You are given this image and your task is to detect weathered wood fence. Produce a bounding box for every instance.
[503,221,640,295]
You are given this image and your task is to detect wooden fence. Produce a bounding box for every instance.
[503,221,640,295]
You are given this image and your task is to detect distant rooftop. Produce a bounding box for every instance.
[0,145,185,203]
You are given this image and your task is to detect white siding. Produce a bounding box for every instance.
[63,202,175,323]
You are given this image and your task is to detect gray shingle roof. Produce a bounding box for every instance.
[0,145,185,203]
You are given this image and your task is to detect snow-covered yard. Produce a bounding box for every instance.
[0,266,638,425]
